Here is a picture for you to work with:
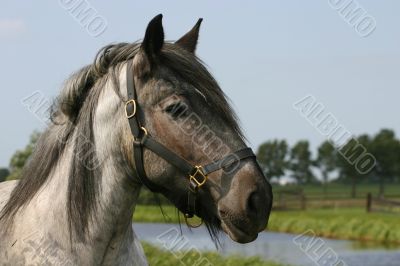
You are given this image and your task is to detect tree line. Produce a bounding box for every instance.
[257,128,400,198]
[1,129,399,199]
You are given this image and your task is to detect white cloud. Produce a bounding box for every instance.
[0,19,27,38]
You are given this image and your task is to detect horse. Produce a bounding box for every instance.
[0,14,272,265]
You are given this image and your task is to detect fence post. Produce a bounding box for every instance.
[366,192,372,213]
[300,191,306,210]
[278,191,283,209]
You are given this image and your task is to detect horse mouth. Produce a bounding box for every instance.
[220,218,258,244]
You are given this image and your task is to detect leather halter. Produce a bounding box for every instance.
[125,60,256,226]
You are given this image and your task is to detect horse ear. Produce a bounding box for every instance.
[134,14,164,77]
[142,14,164,58]
[175,18,203,53]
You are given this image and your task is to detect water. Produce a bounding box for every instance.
[134,223,400,266]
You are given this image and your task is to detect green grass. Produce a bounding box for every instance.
[268,208,400,244]
[134,205,182,224]
[133,205,400,244]
[142,242,285,266]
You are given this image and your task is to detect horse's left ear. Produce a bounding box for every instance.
[134,14,164,77]
[175,18,203,53]
[142,14,164,58]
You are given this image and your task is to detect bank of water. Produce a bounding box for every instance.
[134,223,400,266]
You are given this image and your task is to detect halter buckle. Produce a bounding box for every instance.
[189,166,208,189]
[125,99,137,118]
[184,213,203,228]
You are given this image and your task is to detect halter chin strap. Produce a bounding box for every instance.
[125,60,256,221]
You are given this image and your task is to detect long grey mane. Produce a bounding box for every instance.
[0,41,243,242]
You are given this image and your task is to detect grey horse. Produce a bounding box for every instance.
[0,15,272,265]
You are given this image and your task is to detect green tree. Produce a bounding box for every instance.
[289,140,315,184]
[369,129,400,198]
[0,168,10,182]
[337,134,372,198]
[315,141,337,193]
[257,140,288,182]
[7,131,41,181]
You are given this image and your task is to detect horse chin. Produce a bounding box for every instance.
[220,219,258,244]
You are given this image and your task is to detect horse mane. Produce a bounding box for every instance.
[0,41,242,243]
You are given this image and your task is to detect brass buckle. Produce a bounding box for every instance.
[189,166,208,188]
[140,126,148,136]
[184,213,203,228]
[133,127,148,142]
[125,99,137,118]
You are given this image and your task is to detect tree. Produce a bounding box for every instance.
[7,131,41,181]
[257,140,288,182]
[289,140,315,184]
[0,168,10,182]
[337,134,372,198]
[369,129,400,198]
[315,141,337,193]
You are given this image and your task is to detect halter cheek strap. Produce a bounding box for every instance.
[125,60,256,221]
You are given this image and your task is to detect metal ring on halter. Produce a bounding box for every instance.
[125,99,137,118]
[189,166,207,189]
[140,126,148,136]
[184,214,203,228]
[133,127,148,142]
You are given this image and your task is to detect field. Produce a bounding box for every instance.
[272,183,400,210]
[133,205,400,244]
[273,183,400,198]
[142,243,285,266]
[268,208,400,244]
[133,183,400,246]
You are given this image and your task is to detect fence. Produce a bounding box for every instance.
[366,193,400,214]
[273,189,306,210]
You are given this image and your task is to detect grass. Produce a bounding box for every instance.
[142,242,285,266]
[268,208,400,244]
[134,205,184,224]
[133,205,400,244]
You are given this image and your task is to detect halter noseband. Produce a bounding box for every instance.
[125,60,256,225]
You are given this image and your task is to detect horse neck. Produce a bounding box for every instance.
[39,81,143,260]
[32,130,142,262]
[89,73,141,237]
[88,156,142,261]
[82,76,144,260]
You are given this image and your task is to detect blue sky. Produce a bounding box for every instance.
[0,1,399,167]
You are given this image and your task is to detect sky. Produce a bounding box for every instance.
[0,1,399,167]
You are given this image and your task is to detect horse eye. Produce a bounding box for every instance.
[165,102,189,118]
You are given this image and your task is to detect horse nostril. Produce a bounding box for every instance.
[247,191,259,217]
[219,208,228,219]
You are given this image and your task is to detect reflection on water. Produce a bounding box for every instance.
[134,223,400,266]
